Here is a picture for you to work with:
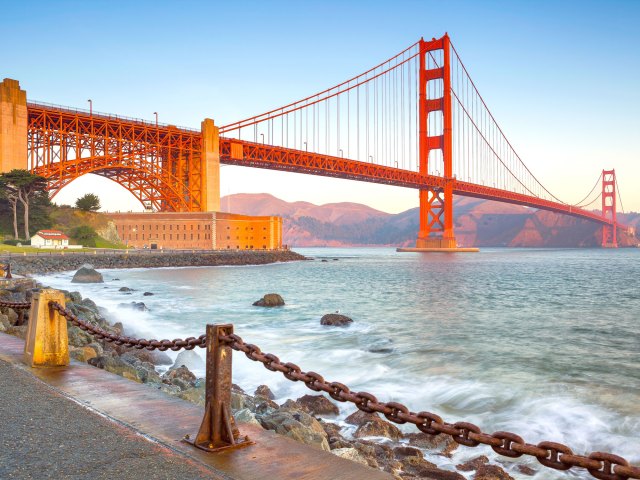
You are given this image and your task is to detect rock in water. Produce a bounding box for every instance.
[172,349,205,372]
[71,265,103,283]
[253,293,285,307]
[320,313,353,326]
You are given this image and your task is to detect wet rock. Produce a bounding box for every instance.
[162,365,196,390]
[319,419,343,439]
[353,440,399,472]
[234,408,261,427]
[88,355,146,383]
[231,391,256,412]
[117,301,148,311]
[406,432,459,456]
[172,350,205,372]
[70,345,99,363]
[473,464,515,480]
[400,455,442,477]
[252,293,285,307]
[232,383,245,394]
[122,348,172,366]
[320,313,353,326]
[515,464,535,476]
[118,286,135,292]
[345,409,377,426]
[67,325,94,347]
[393,446,424,460]
[254,396,280,415]
[354,415,403,440]
[321,259,329,262]
[254,384,275,400]
[178,385,205,406]
[258,410,330,451]
[295,394,339,415]
[0,313,10,331]
[68,291,82,303]
[6,324,28,339]
[331,447,370,466]
[71,265,104,283]
[457,455,489,471]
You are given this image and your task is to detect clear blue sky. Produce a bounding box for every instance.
[2,0,638,213]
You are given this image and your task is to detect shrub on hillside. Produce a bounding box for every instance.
[70,225,97,247]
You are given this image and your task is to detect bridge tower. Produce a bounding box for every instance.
[601,169,617,248]
[416,34,456,249]
[0,78,28,173]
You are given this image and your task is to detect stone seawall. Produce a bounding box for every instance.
[0,250,307,276]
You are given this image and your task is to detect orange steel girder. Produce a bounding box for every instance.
[220,138,620,229]
[27,103,203,212]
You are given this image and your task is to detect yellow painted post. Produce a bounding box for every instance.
[24,289,69,367]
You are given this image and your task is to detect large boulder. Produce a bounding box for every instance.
[162,365,196,390]
[253,293,285,307]
[474,465,515,480]
[71,264,103,283]
[320,313,353,326]
[254,384,275,400]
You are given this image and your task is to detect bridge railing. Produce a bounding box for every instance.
[2,293,638,478]
[27,100,200,133]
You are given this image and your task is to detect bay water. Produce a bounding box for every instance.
[36,248,640,479]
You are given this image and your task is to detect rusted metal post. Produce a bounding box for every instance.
[5,263,11,279]
[24,289,69,367]
[190,324,252,452]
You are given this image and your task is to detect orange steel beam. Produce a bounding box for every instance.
[220,138,621,227]
[27,103,203,212]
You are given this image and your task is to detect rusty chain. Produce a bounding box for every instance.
[220,332,640,480]
[0,300,31,310]
[49,301,206,351]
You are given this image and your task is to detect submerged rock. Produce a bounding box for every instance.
[71,265,103,283]
[320,313,353,326]
[474,464,515,480]
[117,301,148,311]
[118,286,135,292]
[143,291,154,296]
[253,293,285,307]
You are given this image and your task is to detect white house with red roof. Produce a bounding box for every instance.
[31,230,71,248]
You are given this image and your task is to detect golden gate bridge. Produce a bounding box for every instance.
[12,34,628,248]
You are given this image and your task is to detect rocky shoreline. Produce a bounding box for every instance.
[0,250,307,276]
[0,279,524,480]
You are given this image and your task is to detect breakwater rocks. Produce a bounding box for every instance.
[0,282,520,480]
[0,250,307,276]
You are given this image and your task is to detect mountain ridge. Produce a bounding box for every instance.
[220,193,640,248]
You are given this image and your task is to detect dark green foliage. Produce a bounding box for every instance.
[70,225,98,247]
[75,193,101,212]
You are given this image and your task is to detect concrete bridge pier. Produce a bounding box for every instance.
[0,78,28,173]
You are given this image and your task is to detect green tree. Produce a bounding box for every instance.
[0,170,48,240]
[70,225,97,247]
[75,193,101,212]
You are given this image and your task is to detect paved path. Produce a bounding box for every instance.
[0,333,391,480]
[0,358,221,480]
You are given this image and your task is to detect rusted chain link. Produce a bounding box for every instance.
[220,332,640,480]
[0,300,31,310]
[49,301,206,351]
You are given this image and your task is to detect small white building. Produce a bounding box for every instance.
[31,230,70,249]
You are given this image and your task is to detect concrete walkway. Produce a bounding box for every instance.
[0,333,391,480]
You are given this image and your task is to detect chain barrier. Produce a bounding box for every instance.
[219,332,640,480]
[48,301,206,351]
[0,300,30,310]
[3,292,638,479]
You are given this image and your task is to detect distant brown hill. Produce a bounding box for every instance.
[221,193,640,248]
